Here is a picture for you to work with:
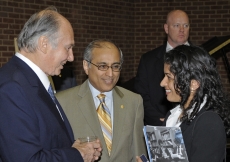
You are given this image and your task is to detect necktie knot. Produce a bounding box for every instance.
[97,94,106,102]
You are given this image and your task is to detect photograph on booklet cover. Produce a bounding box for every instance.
[143,126,188,162]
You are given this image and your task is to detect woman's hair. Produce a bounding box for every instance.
[17,6,60,53]
[164,45,230,134]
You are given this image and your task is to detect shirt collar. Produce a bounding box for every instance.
[15,53,50,91]
[187,94,207,119]
[87,80,113,100]
[167,95,207,127]
[166,41,190,52]
[170,104,181,114]
[167,104,182,127]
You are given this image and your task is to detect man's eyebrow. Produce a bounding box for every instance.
[96,62,121,64]
[96,62,107,64]
[112,62,121,64]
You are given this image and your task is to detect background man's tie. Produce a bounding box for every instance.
[48,84,64,121]
[97,94,112,155]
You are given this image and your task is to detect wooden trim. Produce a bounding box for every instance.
[209,39,230,55]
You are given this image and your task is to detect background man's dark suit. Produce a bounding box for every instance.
[52,67,77,92]
[135,10,191,127]
[0,56,83,162]
[135,44,172,126]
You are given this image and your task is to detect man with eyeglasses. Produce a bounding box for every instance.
[135,10,191,126]
[56,39,147,162]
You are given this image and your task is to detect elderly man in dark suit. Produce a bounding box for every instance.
[135,10,191,126]
[0,7,101,162]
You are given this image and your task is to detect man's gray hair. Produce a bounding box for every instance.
[83,39,124,65]
[17,6,60,53]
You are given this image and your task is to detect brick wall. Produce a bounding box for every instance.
[0,0,230,93]
[0,0,134,84]
[134,0,230,94]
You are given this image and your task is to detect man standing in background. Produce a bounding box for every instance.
[135,10,190,126]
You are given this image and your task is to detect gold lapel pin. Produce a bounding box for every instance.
[121,105,124,109]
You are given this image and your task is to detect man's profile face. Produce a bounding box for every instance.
[164,10,190,48]
[83,42,121,93]
[45,17,75,76]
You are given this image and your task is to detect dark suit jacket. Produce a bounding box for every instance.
[52,67,77,92]
[135,44,172,126]
[0,56,83,162]
[163,108,226,162]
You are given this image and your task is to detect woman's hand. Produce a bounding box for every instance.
[136,156,143,162]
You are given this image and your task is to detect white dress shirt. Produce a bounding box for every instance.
[166,41,190,52]
[16,53,50,89]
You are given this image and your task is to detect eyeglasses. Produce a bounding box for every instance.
[85,60,122,72]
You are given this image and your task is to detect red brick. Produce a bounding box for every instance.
[0,0,229,91]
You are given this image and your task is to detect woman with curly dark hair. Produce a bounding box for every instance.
[156,45,230,162]
[136,45,230,162]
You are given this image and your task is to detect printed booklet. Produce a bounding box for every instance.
[143,126,189,162]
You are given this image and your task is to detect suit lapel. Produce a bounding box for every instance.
[180,121,189,133]
[156,43,167,59]
[155,45,166,81]
[110,87,126,157]
[36,77,73,142]
[55,97,74,141]
[13,56,73,141]
[77,81,107,148]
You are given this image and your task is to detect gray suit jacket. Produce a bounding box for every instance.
[56,80,147,162]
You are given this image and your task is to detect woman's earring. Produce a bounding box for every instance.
[191,87,194,93]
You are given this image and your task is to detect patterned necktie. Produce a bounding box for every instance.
[97,94,112,155]
[48,84,56,102]
[48,84,64,121]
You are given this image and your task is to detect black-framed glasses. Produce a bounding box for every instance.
[85,60,122,72]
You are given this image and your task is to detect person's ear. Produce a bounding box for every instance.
[190,79,200,93]
[37,36,48,54]
[83,60,89,75]
[164,23,169,34]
